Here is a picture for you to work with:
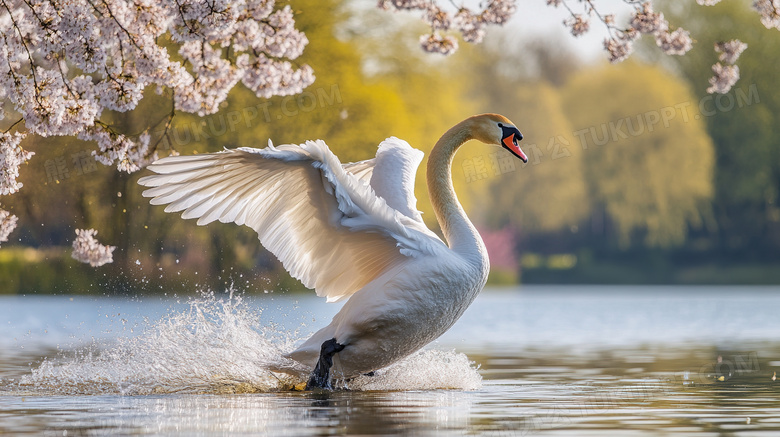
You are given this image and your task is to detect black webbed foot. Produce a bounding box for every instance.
[305,338,345,390]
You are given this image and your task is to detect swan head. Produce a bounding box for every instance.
[469,114,527,163]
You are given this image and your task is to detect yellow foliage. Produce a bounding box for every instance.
[471,81,589,232]
[562,62,714,246]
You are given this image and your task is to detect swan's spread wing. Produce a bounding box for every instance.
[139,140,442,302]
[341,138,424,223]
[368,137,425,223]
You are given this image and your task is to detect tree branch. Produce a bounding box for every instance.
[2,118,24,134]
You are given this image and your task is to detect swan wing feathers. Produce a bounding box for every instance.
[342,158,375,183]
[369,137,425,223]
[138,139,445,302]
[341,137,424,223]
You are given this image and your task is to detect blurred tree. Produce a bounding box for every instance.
[561,62,714,247]
[659,0,780,258]
[455,34,587,236]
[3,0,776,260]
[470,80,589,234]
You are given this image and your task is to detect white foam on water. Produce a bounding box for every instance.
[343,349,482,391]
[19,290,481,394]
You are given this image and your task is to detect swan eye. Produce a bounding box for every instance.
[497,122,503,128]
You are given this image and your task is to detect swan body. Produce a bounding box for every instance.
[138,114,526,383]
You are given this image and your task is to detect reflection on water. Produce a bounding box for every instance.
[1,286,779,435]
[2,365,778,436]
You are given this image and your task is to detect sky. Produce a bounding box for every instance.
[510,0,636,62]
[346,1,639,65]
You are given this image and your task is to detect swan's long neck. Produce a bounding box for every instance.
[427,121,487,265]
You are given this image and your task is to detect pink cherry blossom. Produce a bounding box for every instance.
[565,14,590,37]
[753,0,780,30]
[381,0,515,54]
[715,39,748,64]
[604,36,633,63]
[707,63,740,94]
[71,228,116,267]
[630,2,668,34]
[419,33,458,56]
[0,0,314,175]
[656,28,693,55]
[0,207,17,245]
[0,131,33,195]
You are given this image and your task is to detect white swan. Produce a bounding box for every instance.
[138,113,526,388]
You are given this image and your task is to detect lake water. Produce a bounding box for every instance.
[1,285,779,436]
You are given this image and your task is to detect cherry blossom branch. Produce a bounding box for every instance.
[0,0,314,201]
[552,0,750,95]
[148,96,177,156]
[1,34,21,86]
[2,118,23,135]
[88,0,144,54]
[379,0,516,55]
[378,0,773,95]
[55,54,77,99]
[172,0,198,37]
[20,0,57,42]
[1,0,43,106]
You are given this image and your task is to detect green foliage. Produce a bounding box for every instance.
[659,0,780,255]
[0,247,91,294]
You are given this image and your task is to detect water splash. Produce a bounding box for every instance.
[344,349,482,391]
[19,290,481,394]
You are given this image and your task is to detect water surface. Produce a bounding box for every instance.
[1,286,779,435]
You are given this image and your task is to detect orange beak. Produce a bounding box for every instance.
[502,131,527,163]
